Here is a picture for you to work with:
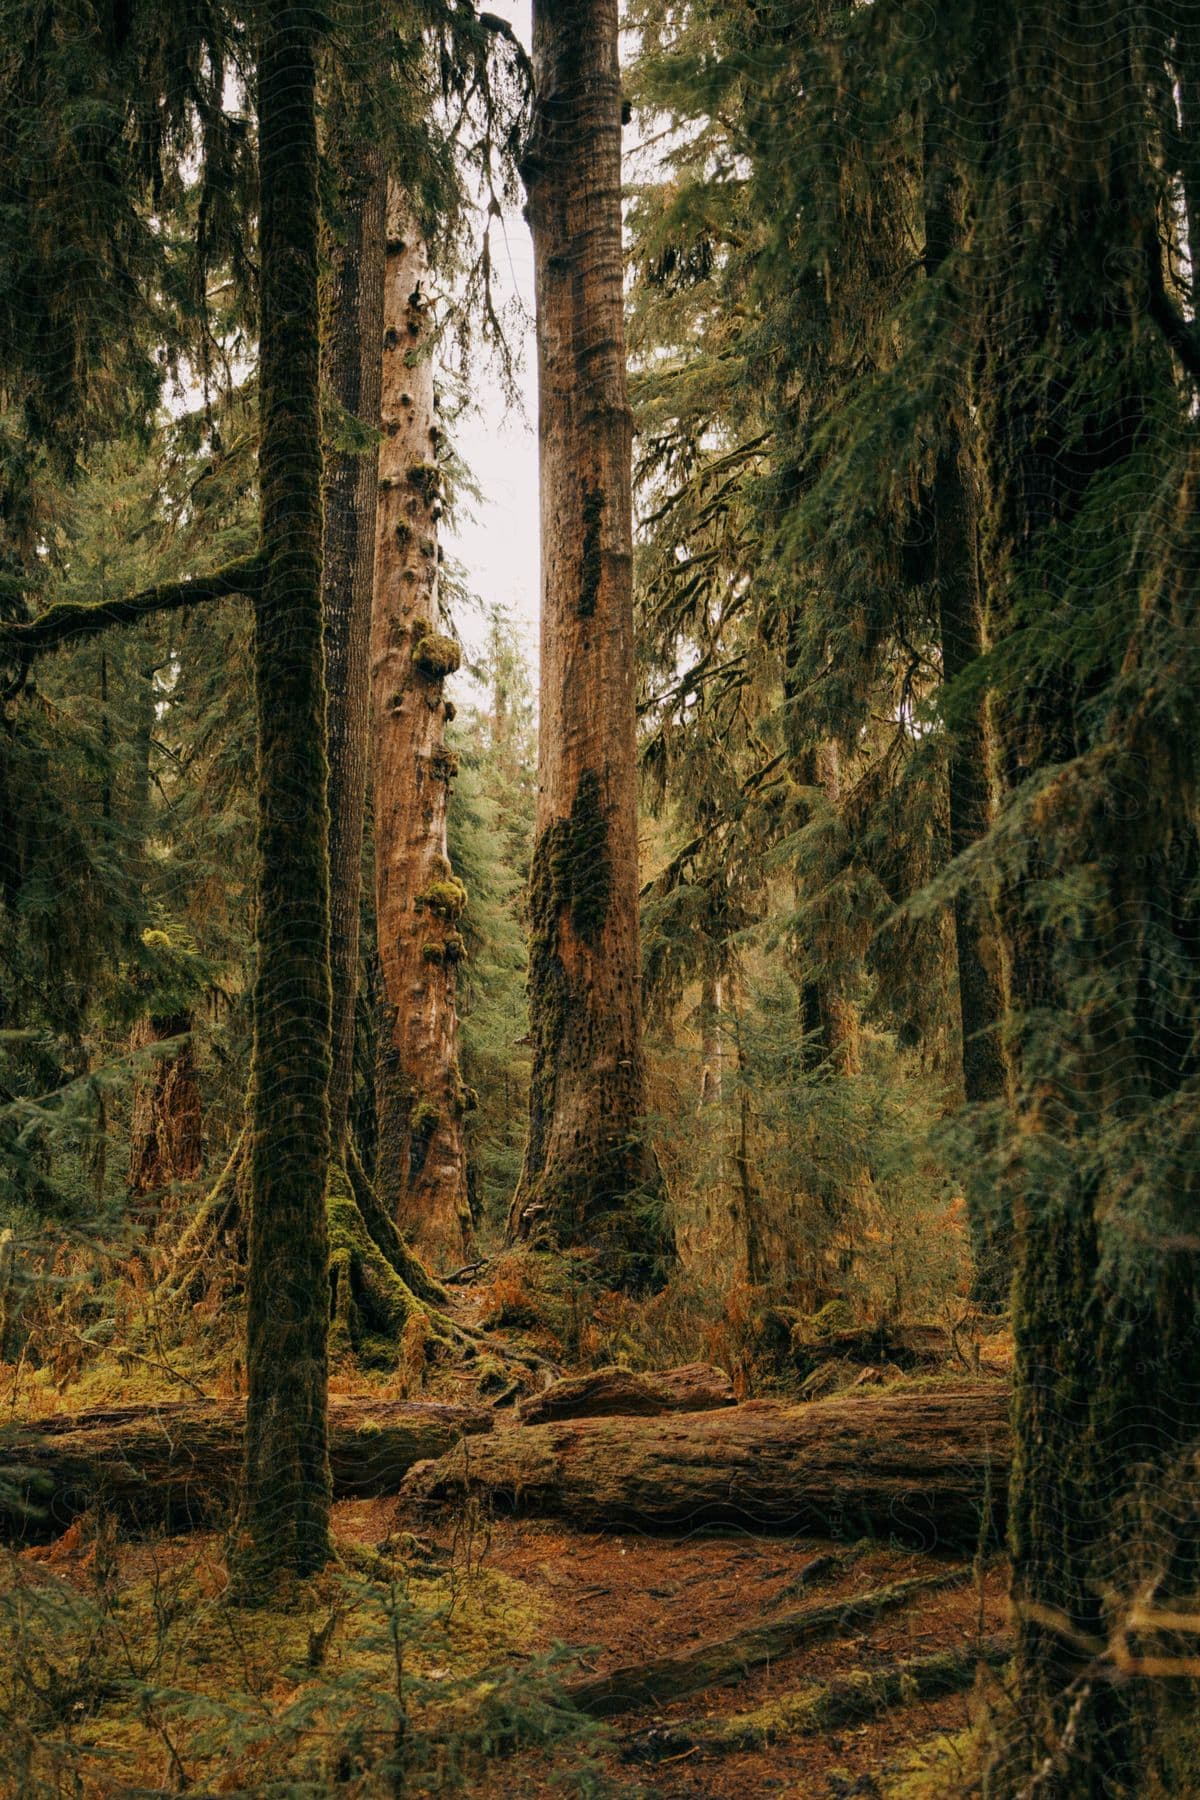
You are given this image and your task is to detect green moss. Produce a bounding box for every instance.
[443,929,466,963]
[422,940,445,964]
[325,1165,448,1366]
[432,746,459,781]
[579,481,603,619]
[410,1098,440,1135]
[412,632,461,679]
[406,460,440,502]
[416,875,467,920]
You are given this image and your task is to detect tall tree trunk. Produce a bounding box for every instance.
[323,125,386,1160]
[510,0,671,1287]
[923,119,1012,1305]
[240,0,332,1582]
[968,8,1200,1789]
[371,187,471,1266]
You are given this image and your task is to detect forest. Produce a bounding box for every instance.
[0,0,1198,1795]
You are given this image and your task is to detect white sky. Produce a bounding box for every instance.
[443,0,540,675]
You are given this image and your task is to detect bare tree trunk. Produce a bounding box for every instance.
[697,972,723,1112]
[371,186,471,1266]
[510,0,671,1286]
[324,131,386,1160]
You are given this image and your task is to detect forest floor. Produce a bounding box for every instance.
[1,1269,1012,1798]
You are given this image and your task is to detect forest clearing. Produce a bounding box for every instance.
[1,0,1198,1796]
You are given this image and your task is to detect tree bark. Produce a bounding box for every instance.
[516,1361,735,1424]
[3,1398,492,1543]
[966,9,1200,1789]
[402,1382,1009,1547]
[923,116,1011,1305]
[240,0,333,1581]
[510,0,671,1287]
[127,1014,202,1212]
[371,185,471,1266]
[323,124,386,1158]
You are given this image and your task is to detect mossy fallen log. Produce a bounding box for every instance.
[565,1568,972,1718]
[623,1637,1010,1759]
[401,1382,1009,1548]
[517,1361,735,1425]
[1,1396,492,1542]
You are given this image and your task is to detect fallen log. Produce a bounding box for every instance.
[623,1637,1009,1760]
[402,1382,1009,1549]
[566,1568,971,1718]
[2,1396,493,1542]
[517,1362,735,1425]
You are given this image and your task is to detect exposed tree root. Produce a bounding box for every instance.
[622,1637,1009,1761]
[153,1141,555,1387]
[563,1568,973,1718]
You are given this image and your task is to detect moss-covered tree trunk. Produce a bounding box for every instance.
[509,0,671,1286]
[323,123,386,1159]
[969,6,1200,1789]
[923,119,1011,1305]
[240,0,332,1581]
[370,187,471,1266]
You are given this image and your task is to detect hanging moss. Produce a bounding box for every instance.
[412,632,461,679]
[416,875,467,919]
[442,928,466,963]
[578,481,604,618]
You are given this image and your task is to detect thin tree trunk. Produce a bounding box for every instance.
[240,0,332,1582]
[323,126,386,1159]
[697,972,723,1112]
[371,186,471,1265]
[510,0,671,1286]
[924,117,1011,1305]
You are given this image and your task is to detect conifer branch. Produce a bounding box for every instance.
[0,554,265,658]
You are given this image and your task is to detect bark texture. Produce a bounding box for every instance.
[967,9,1200,1789]
[2,1397,492,1542]
[510,0,669,1285]
[923,118,1011,1305]
[323,126,386,1156]
[127,1014,202,1211]
[516,1360,735,1425]
[403,1382,1009,1546]
[371,185,471,1265]
[241,1,333,1580]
